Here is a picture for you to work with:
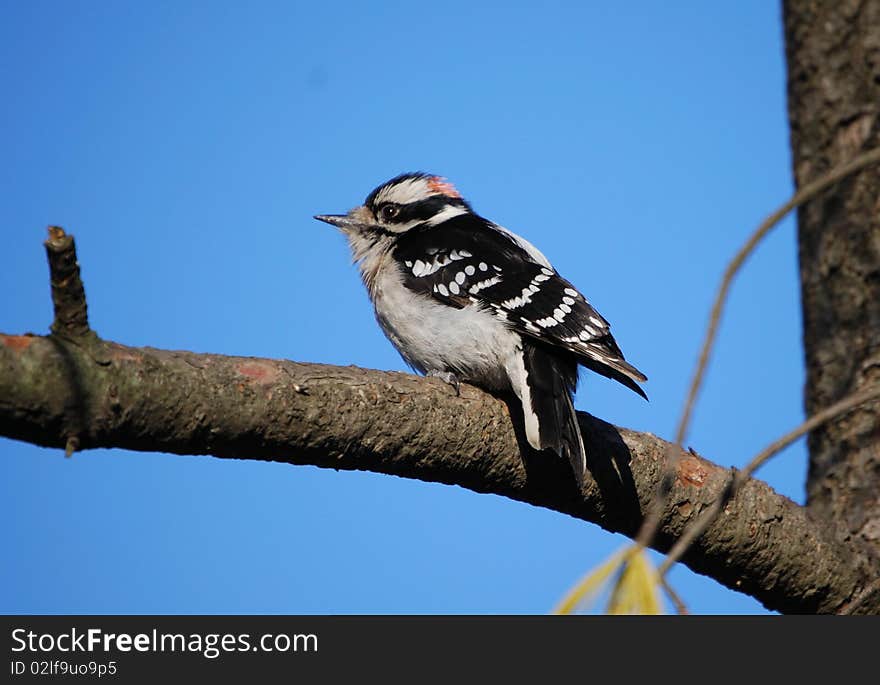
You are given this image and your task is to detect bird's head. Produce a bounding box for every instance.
[315,172,473,238]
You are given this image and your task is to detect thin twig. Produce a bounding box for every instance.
[632,442,687,552]
[660,576,689,615]
[675,146,880,446]
[630,147,880,560]
[657,386,880,577]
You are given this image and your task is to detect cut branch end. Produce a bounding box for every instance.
[44,225,92,340]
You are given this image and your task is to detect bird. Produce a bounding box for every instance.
[315,172,646,485]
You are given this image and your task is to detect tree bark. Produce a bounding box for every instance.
[783,0,880,559]
[0,330,875,614]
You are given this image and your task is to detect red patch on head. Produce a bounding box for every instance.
[427,176,461,199]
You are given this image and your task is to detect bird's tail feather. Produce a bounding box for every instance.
[579,344,648,401]
[517,341,587,484]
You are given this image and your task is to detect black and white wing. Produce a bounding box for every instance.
[394,215,648,398]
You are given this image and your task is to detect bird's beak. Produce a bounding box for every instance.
[314,212,367,234]
[315,204,376,234]
[314,214,349,228]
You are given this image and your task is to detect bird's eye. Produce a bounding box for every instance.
[380,204,400,221]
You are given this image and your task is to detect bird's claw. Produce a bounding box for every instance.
[428,370,461,396]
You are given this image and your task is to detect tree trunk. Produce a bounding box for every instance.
[783,0,880,557]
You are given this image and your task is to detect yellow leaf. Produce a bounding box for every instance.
[607,549,662,615]
[553,546,669,615]
[552,548,630,615]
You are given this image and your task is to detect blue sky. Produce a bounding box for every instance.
[1,1,802,614]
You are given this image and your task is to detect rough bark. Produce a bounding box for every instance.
[0,331,874,614]
[783,0,880,558]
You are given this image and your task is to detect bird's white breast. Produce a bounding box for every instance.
[370,265,520,391]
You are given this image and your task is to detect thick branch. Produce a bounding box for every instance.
[1,332,874,613]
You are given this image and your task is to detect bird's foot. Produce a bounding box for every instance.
[428,370,461,396]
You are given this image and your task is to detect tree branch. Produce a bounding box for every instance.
[657,385,880,579]
[4,227,876,614]
[0,331,874,614]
